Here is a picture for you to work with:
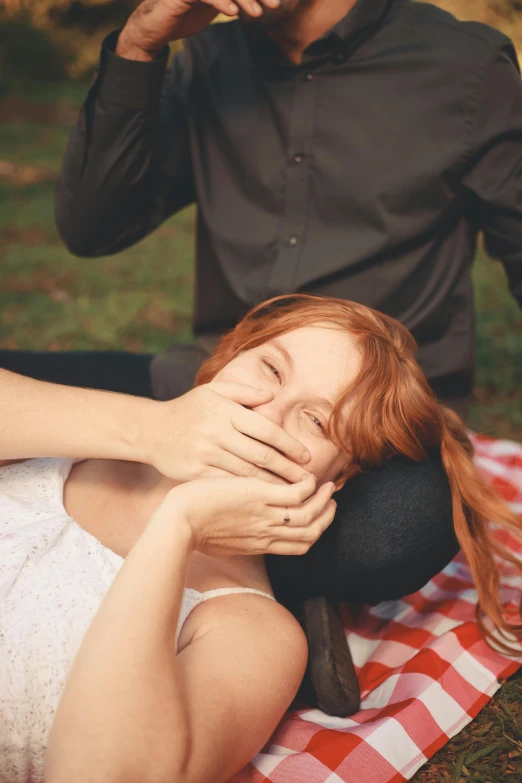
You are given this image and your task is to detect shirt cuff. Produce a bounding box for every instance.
[96,29,169,110]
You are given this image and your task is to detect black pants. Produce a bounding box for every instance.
[0,347,460,606]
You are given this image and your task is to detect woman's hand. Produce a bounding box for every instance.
[142,381,312,485]
[149,474,336,556]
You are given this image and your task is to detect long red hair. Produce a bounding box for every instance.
[196,294,522,653]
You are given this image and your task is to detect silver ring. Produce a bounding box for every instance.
[283,508,291,525]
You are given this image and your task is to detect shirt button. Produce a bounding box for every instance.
[304,73,313,81]
[288,236,298,247]
[293,153,304,163]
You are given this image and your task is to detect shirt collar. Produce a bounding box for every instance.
[240,0,400,70]
[329,0,398,49]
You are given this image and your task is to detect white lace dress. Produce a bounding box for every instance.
[0,458,273,783]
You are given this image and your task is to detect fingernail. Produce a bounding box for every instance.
[301,450,311,462]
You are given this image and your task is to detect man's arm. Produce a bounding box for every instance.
[55,0,278,257]
[461,41,522,307]
[55,33,195,257]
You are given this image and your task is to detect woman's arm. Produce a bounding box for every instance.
[0,369,152,463]
[0,369,309,483]
[45,506,194,783]
[168,596,308,783]
[45,486,309,783]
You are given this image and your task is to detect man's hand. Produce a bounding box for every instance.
[142,381,313,484]
[117,0,281,61]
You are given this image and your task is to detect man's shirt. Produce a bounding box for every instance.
[55,0,522,400]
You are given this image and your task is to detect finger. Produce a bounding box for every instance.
[236,407,311,465]
[209,448,289,485]
[196,465,240,479]
[229,0,272,17]
[197,0,280,20]
[207,381,274,408]
[200,0,240,16]
[223,431,311,484]
[263,474,317,506]
[278,481,335,528]
[267,500,337,550]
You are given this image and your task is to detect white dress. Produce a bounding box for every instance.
[0,458,274,783]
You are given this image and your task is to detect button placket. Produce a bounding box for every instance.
[270,72,319,293]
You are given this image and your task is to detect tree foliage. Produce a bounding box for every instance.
[1,1,135,77]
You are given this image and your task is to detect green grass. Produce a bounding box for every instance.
[0,122,73,169]
[470,252,522,440]
[0,79,92,105]
[0,191,196,351]
[1,81,522,782]
[411,667,522,783]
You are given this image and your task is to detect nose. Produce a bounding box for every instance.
[252,397,285,428]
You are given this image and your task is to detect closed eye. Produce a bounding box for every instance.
[261,358,327,434]
[309,414,324,431]
[262,360,281,382]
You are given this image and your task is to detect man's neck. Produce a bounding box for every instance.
[267,0,359,64]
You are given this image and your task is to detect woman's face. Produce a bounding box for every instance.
[213,325,361,486]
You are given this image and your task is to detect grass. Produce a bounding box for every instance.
[0,189,196,351]
[411,668,522,783]
[1,80,522,781]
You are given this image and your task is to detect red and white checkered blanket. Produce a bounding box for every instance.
[233,434,522,783]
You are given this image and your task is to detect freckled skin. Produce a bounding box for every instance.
[214,325,361,485]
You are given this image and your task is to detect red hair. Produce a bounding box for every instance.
[196,294,522,653]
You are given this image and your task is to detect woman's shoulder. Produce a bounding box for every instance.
[178,586,307,659]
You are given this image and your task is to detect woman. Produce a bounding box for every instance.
[1,294,520,783]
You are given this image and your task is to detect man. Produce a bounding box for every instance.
[2,0,521,715]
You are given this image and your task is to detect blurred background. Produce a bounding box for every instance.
[0,0,521,439]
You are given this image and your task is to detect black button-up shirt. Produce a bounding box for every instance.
[55,0,522,400]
